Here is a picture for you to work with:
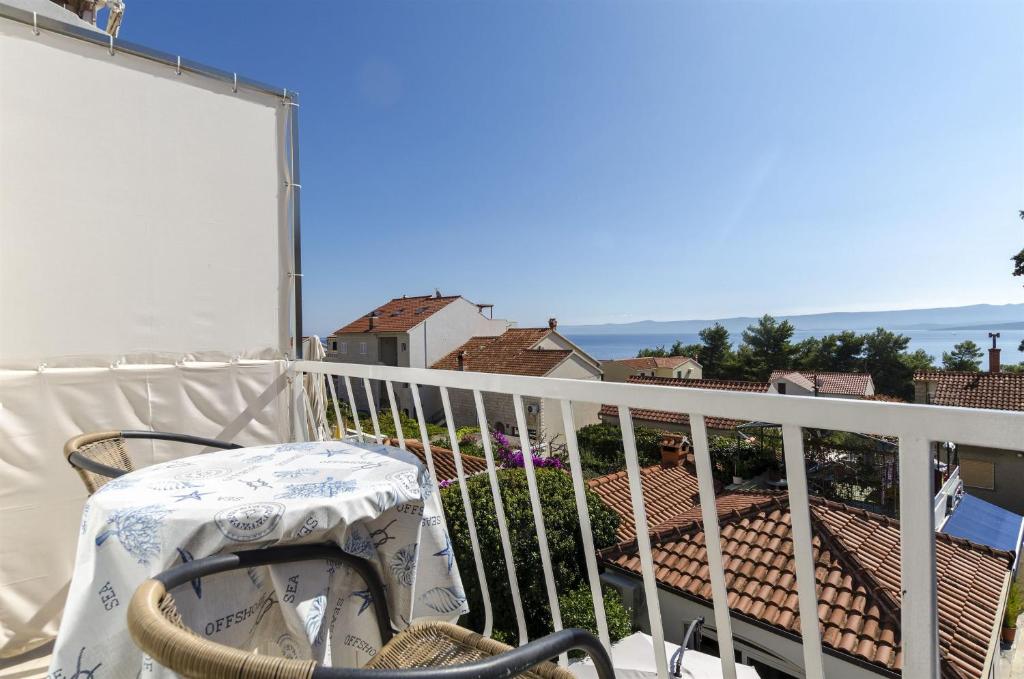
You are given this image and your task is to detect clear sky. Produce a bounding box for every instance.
[123,1,1024,334]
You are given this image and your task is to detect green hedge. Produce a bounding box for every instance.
[440,467,622,644]
[575,423,663,477]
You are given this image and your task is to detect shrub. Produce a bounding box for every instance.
[1006,583,1022,628]
[559,586,633,646]
[440,467,621,644]
[575,423,662,477]
[374,409,447,441]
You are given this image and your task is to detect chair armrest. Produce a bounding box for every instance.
[121,430,243,450]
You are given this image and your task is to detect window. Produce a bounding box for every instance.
[359,342,367,355]
[676,370,682,378]
[777,383,787,395]
[961,459,995,490]
[494,422,506,435]
[339,341,347,354]
[401,342,407,352]
[331,340,338,351]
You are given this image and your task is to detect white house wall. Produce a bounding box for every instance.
[541,354,602,446]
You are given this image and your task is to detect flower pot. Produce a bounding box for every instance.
[1003,625,1016,643]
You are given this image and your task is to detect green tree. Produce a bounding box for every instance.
[901,348,936,373]
[942,340,984,372]
[636,346,668,358]
[862,328,918,400]
[670,339,702,358]
[440,468,622,643]
[795,331,866,373]
[734,315,796,381]
[696,323,733,378]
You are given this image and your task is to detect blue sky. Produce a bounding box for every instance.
[124,1,1024,334]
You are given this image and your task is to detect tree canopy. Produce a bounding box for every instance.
[942,340,984,372]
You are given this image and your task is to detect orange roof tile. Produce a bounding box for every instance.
[598,375,770,432]
[608,357,698,371]
[914,371,1024,411]
[586,463,703,541]
[770,371,873,397]
[385,438,488,481]
[432,328,571,377]
[598,493,1011,679]
[331,295,461,335]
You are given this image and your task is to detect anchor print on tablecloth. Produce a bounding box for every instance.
[95,505,170,565]
[276,477,357,499]
[93,475,138,495]
[275,442,322,454]
[389,544,417,587]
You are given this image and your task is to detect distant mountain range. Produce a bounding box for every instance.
[561,303,1024,336]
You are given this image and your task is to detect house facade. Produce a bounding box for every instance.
[602,356,703,382]
[914,366,1024,514]
[588,463,1011,679]
[327,294,510,420]
[432,321,602,448]
[769,370,874,398]
[599,375,773,437]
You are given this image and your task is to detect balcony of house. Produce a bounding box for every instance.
[287,358,1024,679]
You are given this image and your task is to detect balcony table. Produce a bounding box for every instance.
[49,440,467,679]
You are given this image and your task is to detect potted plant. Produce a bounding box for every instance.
[1003,583,1021,643]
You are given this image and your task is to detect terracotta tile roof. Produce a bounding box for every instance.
[770,370,873,397]
[586,463,702,541]
[385,438,488,482]
[331,295,461,335]
[598,375,770,432]
[914,371,1024,411]
[432,328,572,377]
[607,356,698,371]
[598,492,1012,679]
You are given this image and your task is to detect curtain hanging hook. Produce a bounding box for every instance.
[32,12,39,35]
[175,56,182,76]
[232,73,238,93]
[108,34,115,56]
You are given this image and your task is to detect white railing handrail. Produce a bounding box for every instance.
[292,359,1024,679]
[297,360,1024,451]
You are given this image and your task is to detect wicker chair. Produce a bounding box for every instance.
[128,544,615,679]
[64,430,242,494]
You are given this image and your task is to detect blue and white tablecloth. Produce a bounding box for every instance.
[48,440,467,679]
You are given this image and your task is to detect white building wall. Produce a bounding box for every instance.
[541,354,602,447]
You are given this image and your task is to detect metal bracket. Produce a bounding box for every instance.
[232,73,238,93]
[175,56,182,75]
[32,12,39,35]
[108,34,115,56]
[284,182,302,189]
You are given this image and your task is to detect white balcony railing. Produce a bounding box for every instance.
[291,359,1024,679]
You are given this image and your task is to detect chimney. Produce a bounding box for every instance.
[989,332,1001,373]
[660,435,683,468]
[457,351,466,371]
[368,314,376,330]
[548,317,558,330]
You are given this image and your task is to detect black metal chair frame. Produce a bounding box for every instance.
[67,430,242,480]
[152,544,616,679]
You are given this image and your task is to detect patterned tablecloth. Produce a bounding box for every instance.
[48,440,467,679]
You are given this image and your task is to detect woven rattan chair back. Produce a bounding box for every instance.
[64,431,133,494]
[365,622,573,679]
[127,545,614,679]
